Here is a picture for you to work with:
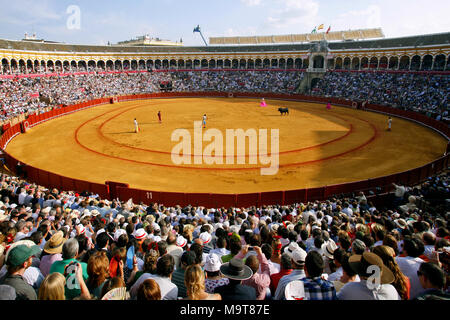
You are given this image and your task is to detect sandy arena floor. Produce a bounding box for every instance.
[6,98,447,194]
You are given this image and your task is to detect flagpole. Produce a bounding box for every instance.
[193,25,208,46]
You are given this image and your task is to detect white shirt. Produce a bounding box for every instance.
[209,247,230,258]
[15,232,30,242]
[328,267,343,282]
[396,256,424,299]
[341,207,353,216]
[337,280,400,300]
[394,185,406,198]
[18,192,27,205]
[23,266,45,290]
[266,260,280,275]
[130,273,178,300]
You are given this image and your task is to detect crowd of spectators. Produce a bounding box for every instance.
[1,69,448,125]
[169,71,302,93]
[0,168,448,300]
[311,72,449,121]
[0,71,302,122]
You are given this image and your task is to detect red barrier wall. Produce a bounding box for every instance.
[1,92,448,207]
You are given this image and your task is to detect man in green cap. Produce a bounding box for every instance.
[0,244,40,300]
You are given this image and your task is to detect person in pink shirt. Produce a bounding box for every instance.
[39,231,66,277]
[235,245,271,300]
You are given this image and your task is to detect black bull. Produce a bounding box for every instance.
[278,107,289,115]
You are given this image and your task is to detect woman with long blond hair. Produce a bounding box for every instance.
[87,251,110,298]
[372,245,410,300]
[184,264,221,300]
[38,273,66,300]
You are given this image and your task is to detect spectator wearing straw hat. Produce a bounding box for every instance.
[39,231,66,277]
[337,252,400,300]
[322,239,338,274]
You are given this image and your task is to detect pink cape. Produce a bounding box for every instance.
[260,101,267,107]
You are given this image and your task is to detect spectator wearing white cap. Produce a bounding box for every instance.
[198,231,213,254]
[274,247,307,300]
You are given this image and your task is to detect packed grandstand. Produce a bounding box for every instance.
[0,30,448,302]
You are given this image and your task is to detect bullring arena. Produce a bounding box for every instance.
[5,96,447,194]
[0,29,449,207]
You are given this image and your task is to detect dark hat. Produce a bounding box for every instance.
[220,257,253,280]
[348,252,394,284]
[6,244,40,267]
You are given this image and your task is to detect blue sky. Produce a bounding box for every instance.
[0,0,449,46]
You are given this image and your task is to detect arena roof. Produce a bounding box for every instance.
[0,32,448,55]
[209,28,384,45]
